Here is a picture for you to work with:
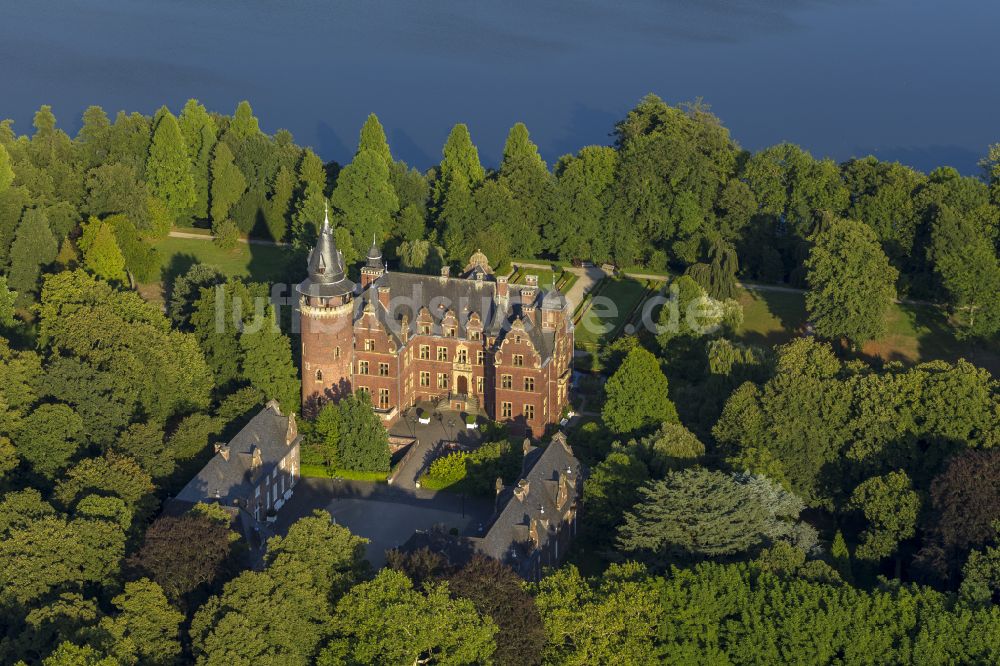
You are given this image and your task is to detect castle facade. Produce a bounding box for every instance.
[296,213,574,436]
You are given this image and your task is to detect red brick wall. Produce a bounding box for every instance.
[300,294,354,415]
[302,289,574,435]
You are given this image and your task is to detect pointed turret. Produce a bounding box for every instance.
[297,203,355,299]
[360,232,386,289]
[366,233,383,268]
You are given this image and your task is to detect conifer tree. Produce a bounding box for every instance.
[76,105,112,169]
[440,172,475,261]
[8,209,58,306]
[0,142,15,193]
[265,166,295,242]
[209,142,246,225]
[290,150,327,248]
[330,149,398,254]
[0,276,15,328]
[79,219,127,282]
[498,122,551,256]
[178,99,218,220]
[830,530,854,583]
[357,113,392,166]
[433,124,483,229]
[145,109,196,220]
[227,100,261,142]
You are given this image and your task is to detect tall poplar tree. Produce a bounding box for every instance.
[146,109,196,221]
[209,142,246,225]
[8,209,58,305]
[265,166,295,242]
[178,99,218,220]
[290,149,327,248]
[0,143,11,194]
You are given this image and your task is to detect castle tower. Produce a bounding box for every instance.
[296,205,356,414]
[360,235,385,289]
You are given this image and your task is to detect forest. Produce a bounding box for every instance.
[0,96,998,664]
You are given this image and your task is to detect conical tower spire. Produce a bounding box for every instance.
[366,232,383,268]
[297,200,355,298]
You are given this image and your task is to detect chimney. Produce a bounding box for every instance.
[521,284,538,310]
[521,438,532,475]
[496,275,509,300]
[285,412,297,445]
[250,447,262,471]
[377,285,391,310]
[513,479,530,502]
[525,275,539,288]
[214,443,230,461]
[439,266,450,282]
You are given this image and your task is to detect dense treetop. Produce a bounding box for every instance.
[0,95,998,663]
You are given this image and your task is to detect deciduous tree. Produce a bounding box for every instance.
[602,345,678,433]
[805,218,898,346]
[848,470,920,562]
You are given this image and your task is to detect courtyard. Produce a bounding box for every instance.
[271,404,492,568]
[272,477,492,568]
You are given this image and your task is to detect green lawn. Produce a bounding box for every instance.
[300,464,388,482]
[140,236,299,304]
[733,288,808,348]
[511,265,558,286]
[734,287,1000,372]
[575,277,650,348]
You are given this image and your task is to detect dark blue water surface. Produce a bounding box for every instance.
[1,0,997,174]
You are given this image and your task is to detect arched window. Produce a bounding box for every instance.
[334,346,341,359]
[315,369,323,382]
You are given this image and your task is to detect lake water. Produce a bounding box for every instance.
[1,0,997,174]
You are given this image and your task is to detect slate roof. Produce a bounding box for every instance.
[395,432,582,579]
[174,400,300,506]
[297,213,354,298]
[359,270,565,363]
[471,432,582,576]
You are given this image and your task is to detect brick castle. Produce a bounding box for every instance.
[296,210,574,436]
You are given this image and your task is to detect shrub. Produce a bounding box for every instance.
[212,219,239,249]
[423,452,469,490]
